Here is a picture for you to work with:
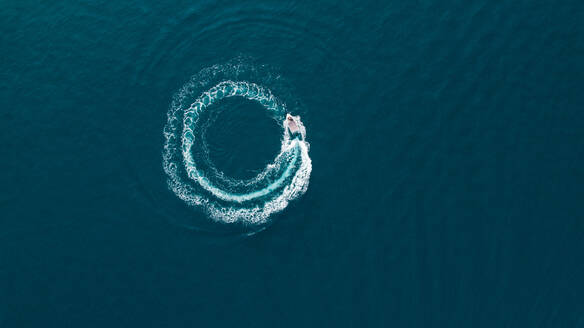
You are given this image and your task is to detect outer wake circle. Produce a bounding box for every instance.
[163,74,311,225]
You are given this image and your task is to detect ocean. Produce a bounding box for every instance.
[1,0,584,326]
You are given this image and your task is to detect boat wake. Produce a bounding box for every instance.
[162,62,311,225]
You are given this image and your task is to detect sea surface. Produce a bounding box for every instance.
[2,0,584,326]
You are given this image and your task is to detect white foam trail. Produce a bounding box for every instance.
[162,79,312,224]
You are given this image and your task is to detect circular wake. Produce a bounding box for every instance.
[163,63,311,225]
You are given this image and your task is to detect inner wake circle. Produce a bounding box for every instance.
[163,79,312,225]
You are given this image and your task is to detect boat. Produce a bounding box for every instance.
[285,114,300,134]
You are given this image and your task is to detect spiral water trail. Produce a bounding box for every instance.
[163,63,311,225]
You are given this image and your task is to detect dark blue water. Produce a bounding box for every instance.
[2,0,584,326]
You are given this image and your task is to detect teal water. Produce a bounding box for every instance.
[2,0,584,326]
